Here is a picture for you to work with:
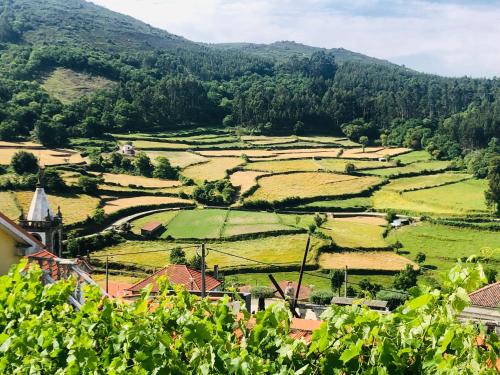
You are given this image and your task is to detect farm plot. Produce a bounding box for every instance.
[196,150,277,158]
[242,136,297,146]
[0,146,85,166]
[244,159,321,173]
[386,222,500,275]
[181,157,243,182]
[162,209,227,239]
[317,159,389,171]
[131,140,191,150]
[145,151,208,168]
[15,191,100,224]
[341,147,410,159]
[94,173,180,188]
[364,160,450,177]
[0,191,21,219]
[320,217,388,249]
[297,136,358,146]
[373,179,489,215]
[95,234,323,270]
[393,150,431,164]
[103,196,192,214]
[229,171,268,195]
[298,197,372,211]
[246,172,382,203]
[382,173,471,192]
[221,210,299,237]
[319,252,418,271]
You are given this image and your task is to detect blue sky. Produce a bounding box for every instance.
[91,0,500,77]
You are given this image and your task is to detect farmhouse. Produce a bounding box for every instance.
[140,221,164,237]
[460,282,500,335]
[126,264,221,295]
[120,144,135,156]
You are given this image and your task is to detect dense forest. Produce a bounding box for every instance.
[0,0,499,162]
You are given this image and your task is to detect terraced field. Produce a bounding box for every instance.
[229,171,267,195]
[181,157,243,181]
[95,173,181,188]
[246,172,382,202]
[319,216,388,249]
[319,252,418,271]
[0,146,85,166]
[103,196,192,214]
[364,160,450,177]
[145,151,208,168]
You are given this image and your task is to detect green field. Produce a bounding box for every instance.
[382,173,472,192]
[393,150,431,164]
[386,222,500,278]
[297,197,372,210]
[320,217,388,249]
[94,234,324,270]
[0,191,21,219]
[130,210,180,234]
[373,179,489,215]
[364,160,450,177]
[163,209,228,239]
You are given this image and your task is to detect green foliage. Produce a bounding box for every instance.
[65,231,123,257]
[153,156,178,180]
[415,251,426,264]
[169,246,187,265]
[133,152,154,177]
[10,151,38,175]
[309,290,334,305]
[77,175,100,195]
[193,179,236,205]
[33,120,68,147]
[188,254,202,270]
[43,168,67,193]
[344,162,356,174]
[0,260,496,374]
[484,267,498,284]
[358,278,382,296]
[250,286,275,299]
[329,269,344,296]
[485,156,500,215]
[393,264,419,290]
[375,290,408,310]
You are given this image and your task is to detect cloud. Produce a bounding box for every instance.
[90,0,500,77]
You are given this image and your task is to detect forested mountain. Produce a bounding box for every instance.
[0,0,499,160]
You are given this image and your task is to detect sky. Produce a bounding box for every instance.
[90,0,500,78]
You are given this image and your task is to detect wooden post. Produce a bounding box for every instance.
[201,243,206,298]
[269,274,300,318]
[105,256,109,295]
[344,266,348,297]
[294,234,311,309]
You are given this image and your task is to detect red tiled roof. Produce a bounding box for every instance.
[0,211,45,248]
[127,264,221,293]
[273,281,312,301]
[25,249,59,280]
[141,221,163,232]
[469,281,500,309]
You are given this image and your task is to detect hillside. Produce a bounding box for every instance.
[0,0,498,164]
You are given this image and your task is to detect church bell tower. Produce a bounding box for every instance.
[19,168,63,256]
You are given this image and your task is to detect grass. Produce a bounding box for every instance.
[181,157,243,182]
[222,210,299,237]
[319,251,417,271]
[130,210,180,235]
[0,147,85,166]
[319,217,388,249]
[341,147,410,159]
[297,197,372,210]
[245,159,320,172]
[393,150,431,164]
[15,191,100,224]
[103,196,192,214]
[246,172,382,202]
[373,179,489,215]
[317,159,389,171]
[386,222,500,278]
[382,173,472,192]
[0,191,21,219]
[364,160,450,177]
[229,171,267,195]
[145,151,208,168]
[131,140,191,150]
[95,173,180,188]
[162,209,228,239]
[94,234,325,270]
[42,68,115,104]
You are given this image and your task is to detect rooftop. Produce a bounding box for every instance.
[469,281,500,309]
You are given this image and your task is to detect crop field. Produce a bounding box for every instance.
[42,68,116,104]
[244,159,321,172]
[197,150,277,158]
[382,173,472,192]
[0,146,85,166]
[373,179,489,215]
[181,157,243,181]
[130,140,192,150]
[317,158,389,171]
[229,171,268,194]
[297,197,372,210]
[246,172,382,202]
[341,147,409,159]
[162,209,228,239]
[386,222,500,276]
[319,251,418,271]
[319,217,388,249]
[94,234,323,270]
[0,191,21,219]
[95,173,180,188]
[393,150,431,164]
[15,191,100,224]
[221,210,299,237]
[145,151,208,168]
[103,196,192,214]
[364,160,450,176]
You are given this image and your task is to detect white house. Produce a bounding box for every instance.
[120,144,135,156]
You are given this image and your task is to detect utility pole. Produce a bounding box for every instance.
[344,266,348,297]
[105,256,109,295]
[201,243,206,298]
[294,234,311,309]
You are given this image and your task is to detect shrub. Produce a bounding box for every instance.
[170,247,187,265]
[344,162,356,174]
[193,179,236,205]
[153,157,179,180]
[250,286,275,299]
[77,175,100,195]
[415,252,426,264]
[309,290,334,305]
[10,151,38,175]
[376,290,408,310]
[393,265,419,290]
